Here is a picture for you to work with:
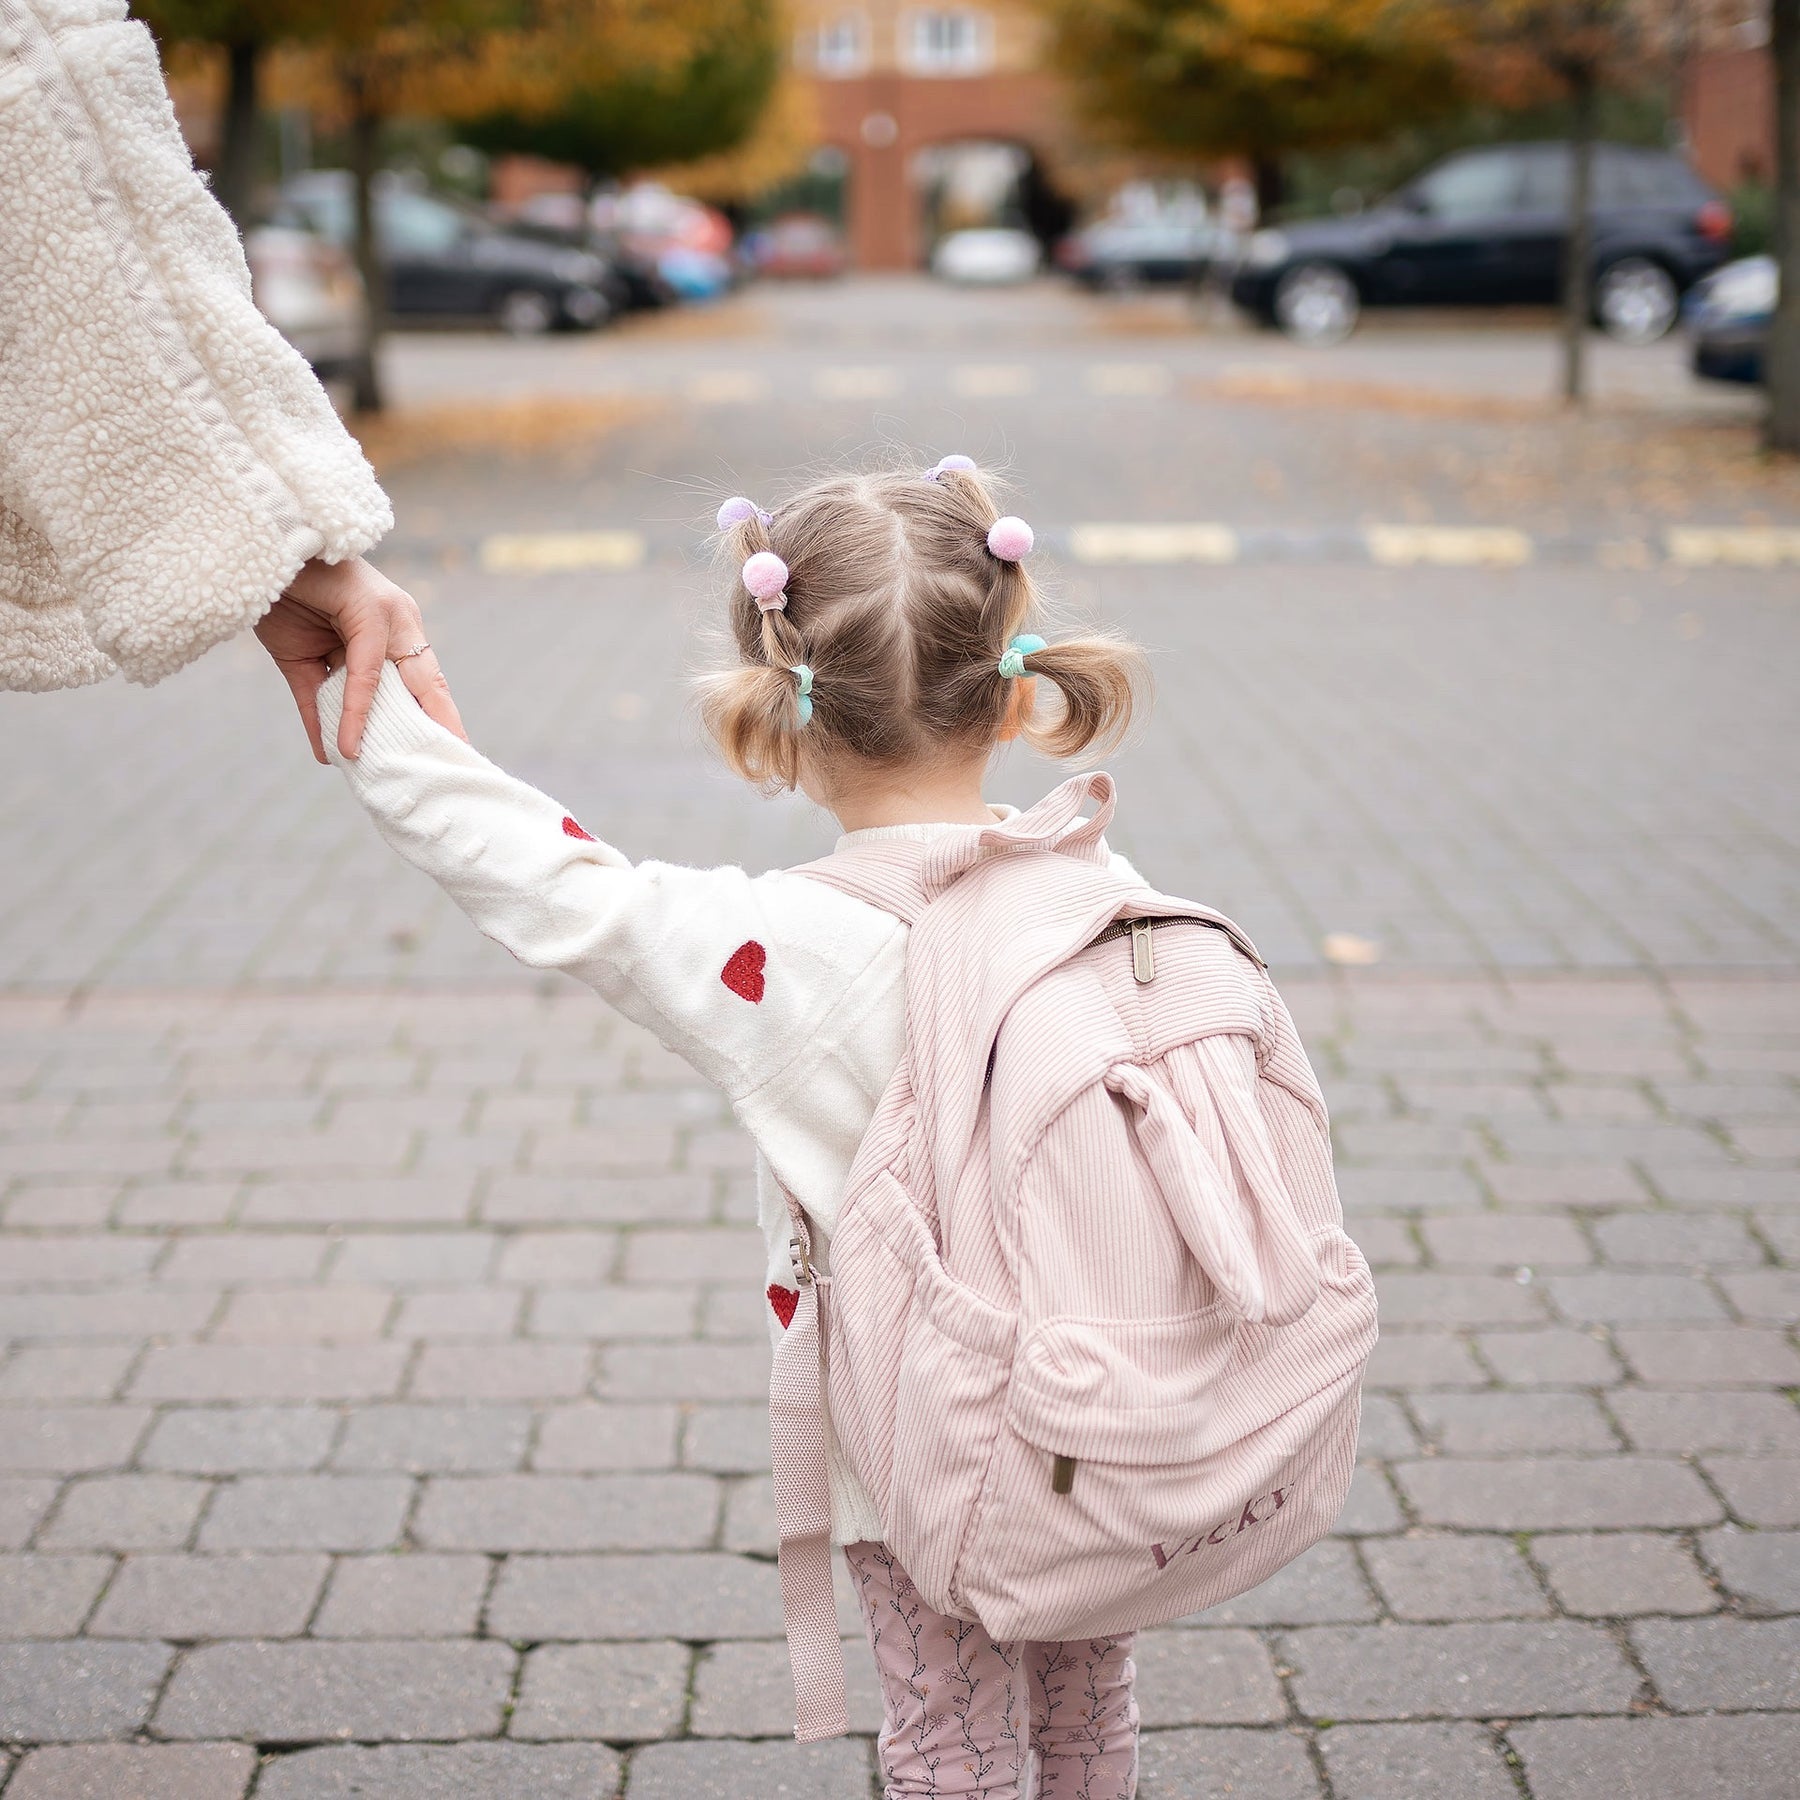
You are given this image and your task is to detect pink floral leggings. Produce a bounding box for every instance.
[845,1541,1139,1800]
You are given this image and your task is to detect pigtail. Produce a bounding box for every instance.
[1017,633,1148,760]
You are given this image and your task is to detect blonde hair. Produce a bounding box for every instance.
[698,464,1148,791]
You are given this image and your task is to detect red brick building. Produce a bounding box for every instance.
[1681,29,1776,192]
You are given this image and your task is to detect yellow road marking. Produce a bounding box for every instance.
[1666,527,1800,567]
[814,366,901,400]
[1366,525,1533,567]
[1068,523,1239,564]
[1085,363,1170,397]
[685,370,771,404]
[953,365,1034,397]
[478,531,646,574]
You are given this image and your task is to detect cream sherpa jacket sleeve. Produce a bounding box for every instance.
[0,0,392,692]
[317,666,907,1127]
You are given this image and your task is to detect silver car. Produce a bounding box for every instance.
[246,222,366,379]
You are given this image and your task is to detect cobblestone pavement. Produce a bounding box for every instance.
[2,280,1797,1796]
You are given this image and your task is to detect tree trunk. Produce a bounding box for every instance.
[347,80,386,416]
[1767,0,1800,453]
[213,38,260,235]
[1561,67,1597,406]
[1251,154,1285,225]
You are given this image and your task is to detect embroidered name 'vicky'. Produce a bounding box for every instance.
[1149,1485,1295,1570]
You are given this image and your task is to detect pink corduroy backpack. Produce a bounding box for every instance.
[769,773,1379,1739]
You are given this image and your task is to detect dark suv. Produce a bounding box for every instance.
[1231,142,1733,344]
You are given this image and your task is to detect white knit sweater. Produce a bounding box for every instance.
[0,0,391,691]
[324,666,1058,1543]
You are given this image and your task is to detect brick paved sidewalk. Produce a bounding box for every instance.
[1,974,1795,1798]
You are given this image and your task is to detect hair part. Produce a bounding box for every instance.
[697,465,1148,791]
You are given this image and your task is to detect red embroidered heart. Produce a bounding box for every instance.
[721,940,767,1003]
[766,1283,798,1329]
[561,815,595,841]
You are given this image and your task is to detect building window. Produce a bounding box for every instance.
[803,13,870,77]
[902,9,994,76]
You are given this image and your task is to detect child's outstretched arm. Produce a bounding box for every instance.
[317,664,901,1103]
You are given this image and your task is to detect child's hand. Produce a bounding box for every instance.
[257,557,466,763]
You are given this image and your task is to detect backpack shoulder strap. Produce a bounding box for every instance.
[790,841,932,925]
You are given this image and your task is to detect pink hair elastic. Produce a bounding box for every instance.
[742,551,789,611]
[926,454,977,481]
[986,516,1034,562]
[717,496,773,530]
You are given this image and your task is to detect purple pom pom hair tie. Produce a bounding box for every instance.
[986,516,1034,562]
[925,454,977,482]
[716,495,773,531]
[742,551,790,612]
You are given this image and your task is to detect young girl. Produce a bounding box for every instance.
[320,459,1151,1797]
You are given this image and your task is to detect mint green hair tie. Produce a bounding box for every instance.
[997,634,1046,679]
[789,663,814,725]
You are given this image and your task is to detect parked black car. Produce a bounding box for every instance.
[1057,215,1219,289]
[1686,255,1776,384]
[1231,142,1733,344]
[276,172,615,334]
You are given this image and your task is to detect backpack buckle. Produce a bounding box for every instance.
[788,1233,815,1286]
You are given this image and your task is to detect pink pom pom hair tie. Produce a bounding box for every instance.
[716,496,773,530]
[926,454,977,481]
[986,516,1034,562]
[742,551,790,611]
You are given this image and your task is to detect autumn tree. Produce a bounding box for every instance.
[132,0,328,229]
[1034,0,1468,216]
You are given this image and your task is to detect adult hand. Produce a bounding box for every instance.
[256,556,465,762]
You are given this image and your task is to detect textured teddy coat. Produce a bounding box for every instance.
[0,0,391,692]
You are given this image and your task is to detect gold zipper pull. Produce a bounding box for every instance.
[1130,919,1155,984]
[1051,1454,1077,1495]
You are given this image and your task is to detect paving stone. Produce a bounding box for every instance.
[1363,1332,1486,1389]
[153,1639,516,1742]
[131,1345,407,1404]
[36,1476,208,1551]
[1720,1270,1800,1323]
[1318,1721,1518,1800]
[528,1286,700,1341]
[1475,1328,1622,1385]
[624,1739,872,1800]
[255,1743,623,1800]
[597,1345,771,1405]
[0,1480,58,1551]
[1411,1391,1617,1454]
[1512,1714,1800,1800]
[484,1175,710,1225]
[509,1641,690,1740]
[1398,1456,1721,1529]
[0,1641,171,1741]
[1421,1214,1593,1269]
[1362,1535,1550,1620]
[486,1552,782,1639]
[1336,1166,1485,1215]
[331,1404,530,1474]
[1354,1394,1417,1461]
[390,1288,522,1339]
[1593,1212,1764,1267]
[0,1348,136,1404]
[198,1476,413,1551]
[1633,1616,1800,1710]
[1649,1168,1800,1210]
[697,1286,770,1340]
[535,1403,681,1472]
[1343,1217,1419,1267]
[408,1343,592,1402]
[88,1553,328,1638]
[1135,1726,1321,1800]
[212,1287,393,1342]
[240,1178,471,1227]
[1531,1532,1718,1617]
[1,1743,257,1800]
[1611,1389,1800,1454]
[137,1406,335,1475]
[1129,1628,1286,1725]
[687,1637,884,1738]
[415,1474,715,1551]
[156,1235,328,1285]
[0,1238,158,1287]
[115,1184,240,1228]
[1483,1164,1648,1209]
[0,1290,216,1342]
[721,1473,775,1553]
[1704,1456,1800,1526]
[680,1404,770,1473]
[1613,1327,1800,1387]
[1179,1539,1379,1626]
[1548,1272,1728,1324]
[1373,1272,1545,1326]
[1699,1527,1800,1613]
[1284,1619,1638,1719]
[1330,1466,1404,1536]
[491,1232,617,1284]
[0,1556,110,1636]
[620,1228,766,1286]
[0,1410,149,1474]
[327,1233,496,1285]
[311,1554,489,1637]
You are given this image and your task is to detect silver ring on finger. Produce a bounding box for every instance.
[390,642,431,664]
